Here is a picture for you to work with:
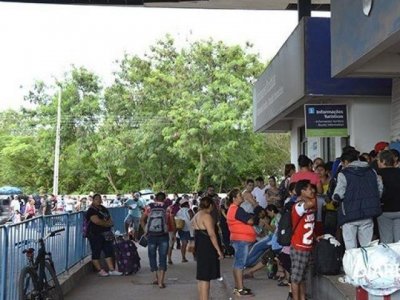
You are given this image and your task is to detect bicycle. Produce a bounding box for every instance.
[18,228,65,300]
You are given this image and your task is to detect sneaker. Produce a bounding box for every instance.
[98,269,109,277]
[108,270,123,276]
[233,288,254,297]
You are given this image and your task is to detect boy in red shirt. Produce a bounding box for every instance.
[290,180,316,300]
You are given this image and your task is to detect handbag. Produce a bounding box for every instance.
[175,218,185,230]
[138,235,148,247]
[102,230,115,241]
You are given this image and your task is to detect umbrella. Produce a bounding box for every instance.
[0,186,23,195]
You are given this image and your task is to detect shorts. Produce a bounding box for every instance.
[260,248,275,265]
[278,252,291,273]
[124,215,140,231]
[290,247,311,284]
[231,241,252,270]
[88,233,114,260]
[178,230,191,241]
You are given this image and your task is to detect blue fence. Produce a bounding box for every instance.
[0,207,127,300]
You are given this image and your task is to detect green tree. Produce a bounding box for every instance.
[1,37,290,194]
[106,36,289,191]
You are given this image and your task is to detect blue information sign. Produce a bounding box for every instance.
[305,104,348,137]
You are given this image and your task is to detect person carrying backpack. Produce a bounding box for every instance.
[140,192,175,289]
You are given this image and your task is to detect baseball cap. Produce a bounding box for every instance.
[180,198,189,205]
[374,141,389,153]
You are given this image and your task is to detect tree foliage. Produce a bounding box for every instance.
[0,36,290,194]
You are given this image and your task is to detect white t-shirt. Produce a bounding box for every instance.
[10,199,20,213]
[175,207,191,232]
[65,198,75,212]
[252,186,268,208]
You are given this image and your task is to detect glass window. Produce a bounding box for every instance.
[299,126,308,156]
[322,137,336,162]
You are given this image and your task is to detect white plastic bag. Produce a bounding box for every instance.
[343,242,400,296]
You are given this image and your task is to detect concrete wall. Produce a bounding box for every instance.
[348,98,391,153]
[331,0,400,77]
[392,78,400,141]
[290,118,304,165]
[289,98,391,164]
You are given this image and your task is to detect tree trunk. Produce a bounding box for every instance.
[106,171,118,194]
[195,151,205,191]
[219,180,224,193]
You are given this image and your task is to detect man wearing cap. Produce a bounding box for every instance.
[175,195,194,263]
[124,192,145,241]
[370,141,389,171]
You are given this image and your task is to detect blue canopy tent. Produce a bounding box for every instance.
[0,186,22,195]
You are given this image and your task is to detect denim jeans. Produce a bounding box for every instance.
[231,240,252,269]
[245,235,272,267]
[147,234,169,272]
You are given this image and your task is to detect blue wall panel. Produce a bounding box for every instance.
[304,18,392,97]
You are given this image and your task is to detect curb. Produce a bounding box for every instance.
[58,257,93,296]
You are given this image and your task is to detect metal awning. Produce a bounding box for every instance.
[0,0,331,10]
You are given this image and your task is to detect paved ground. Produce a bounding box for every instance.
[65,244,289,300]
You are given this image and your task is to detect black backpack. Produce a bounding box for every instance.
[278,178,290,202]
[277,201,302,246]
[314,238,342,275]
[327,165,343,199]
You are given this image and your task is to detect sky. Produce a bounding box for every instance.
[0,2,329,111]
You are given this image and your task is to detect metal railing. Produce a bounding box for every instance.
[0,207,127,300]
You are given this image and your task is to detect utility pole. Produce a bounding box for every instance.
[53,87,62,196]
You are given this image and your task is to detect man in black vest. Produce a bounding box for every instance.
[333,149,383,250]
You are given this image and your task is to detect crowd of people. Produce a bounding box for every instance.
[81,140,400,300]
[215,140,400,300]
[7,193,93,223]
[9,139,400,299]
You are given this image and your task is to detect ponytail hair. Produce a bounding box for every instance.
[199,196,214,210]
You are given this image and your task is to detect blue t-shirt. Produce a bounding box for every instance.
[125,198,144,218]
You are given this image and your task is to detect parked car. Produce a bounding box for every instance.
[0,195,12,225]
[139,189,155,203]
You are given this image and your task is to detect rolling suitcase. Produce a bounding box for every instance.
[114,239,141,275]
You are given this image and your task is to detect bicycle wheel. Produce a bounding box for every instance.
[42,261,64,300]
[18,267,39,300]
